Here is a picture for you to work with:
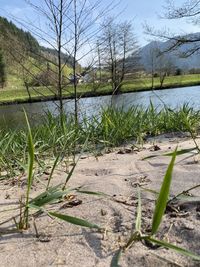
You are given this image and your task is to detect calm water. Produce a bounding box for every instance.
[1,85,200,129]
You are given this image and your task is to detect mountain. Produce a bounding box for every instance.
[0,16,74,69]
[139,33,200,72]
[41,46,75,66]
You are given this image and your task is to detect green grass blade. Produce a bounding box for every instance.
[62,134,90,190]
[28,203,45,212]
[110,249,122,267]
[141,187,159,196]
[46,155,60,190]
[24,110,34,228]
[143,147,196,160]
[29,184,61,204]
[146,237,200,261]
[62,161,77,190]
[142,155,159,160]
[0,132,15,155]
[49,212,101,229]
[135,187,141,232]
[163,147,197,157]
[77,189,109,197]
[30,189,71,207]
[24,111,34,197]
[124,231,141,250]
[151,148,177,235]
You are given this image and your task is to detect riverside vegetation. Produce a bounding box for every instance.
[1,104,200,266]
[1,103,200,176]
[1,74,200,104]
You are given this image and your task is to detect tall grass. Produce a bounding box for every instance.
[1,104,200,177]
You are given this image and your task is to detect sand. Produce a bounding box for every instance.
[0,135,200,267]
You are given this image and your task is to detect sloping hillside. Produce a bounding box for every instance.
[139,33,200,71]
[0,16,75,71]
[0,17,40,63]
[0,16,76,88]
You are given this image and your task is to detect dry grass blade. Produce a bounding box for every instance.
[135,186,141,232]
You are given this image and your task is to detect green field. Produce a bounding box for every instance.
[1,73,200,104]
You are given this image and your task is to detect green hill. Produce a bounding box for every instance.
[0,16,75,89]
[0,17,39,64]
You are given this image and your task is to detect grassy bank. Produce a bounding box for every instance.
[1,74,200,104]
[1,104,200,178]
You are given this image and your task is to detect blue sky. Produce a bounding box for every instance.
[0,0,200,46]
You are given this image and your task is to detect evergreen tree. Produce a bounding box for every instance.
[0,50,6,88]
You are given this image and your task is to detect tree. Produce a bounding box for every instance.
[0,50,6,88]
[7,0,115,124]
[145,0,200,56]
[98,18,138,94]
[156,51,176,87]
[96,40,102,83]
[144,42,176,88]
[142,45,157,89]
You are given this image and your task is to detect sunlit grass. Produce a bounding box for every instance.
[1,73,200,103]
[1,104,200,178]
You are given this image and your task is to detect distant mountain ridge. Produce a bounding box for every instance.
[139,33,200,71]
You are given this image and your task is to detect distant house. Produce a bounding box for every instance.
[68,73,82,84]
[82,73,92,83]
[68,73,92,84]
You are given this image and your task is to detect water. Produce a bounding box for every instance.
[1,85,200,129]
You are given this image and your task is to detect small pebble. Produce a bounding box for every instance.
[101,209,107,216]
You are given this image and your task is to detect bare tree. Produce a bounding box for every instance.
[99,18,138,94]
[22,0,71,125]
[145,0,200,56]
[63,0,117,122]
[143,42,176,88]
[156,52,176,87]
[96,40,102,83]
[7,0,116,124]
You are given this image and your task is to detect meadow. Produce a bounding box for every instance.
[1,73,200,104]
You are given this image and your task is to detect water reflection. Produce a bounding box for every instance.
[1,85,200,129]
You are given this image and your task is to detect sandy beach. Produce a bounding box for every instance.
[0,135,200,267]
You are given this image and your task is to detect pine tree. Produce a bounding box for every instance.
[0,50,6,88]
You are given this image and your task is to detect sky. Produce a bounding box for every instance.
[0,0,200,47]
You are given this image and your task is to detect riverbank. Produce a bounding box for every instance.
[1,74,200,106]
[1,104,200,176]
[0,136,199,266]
